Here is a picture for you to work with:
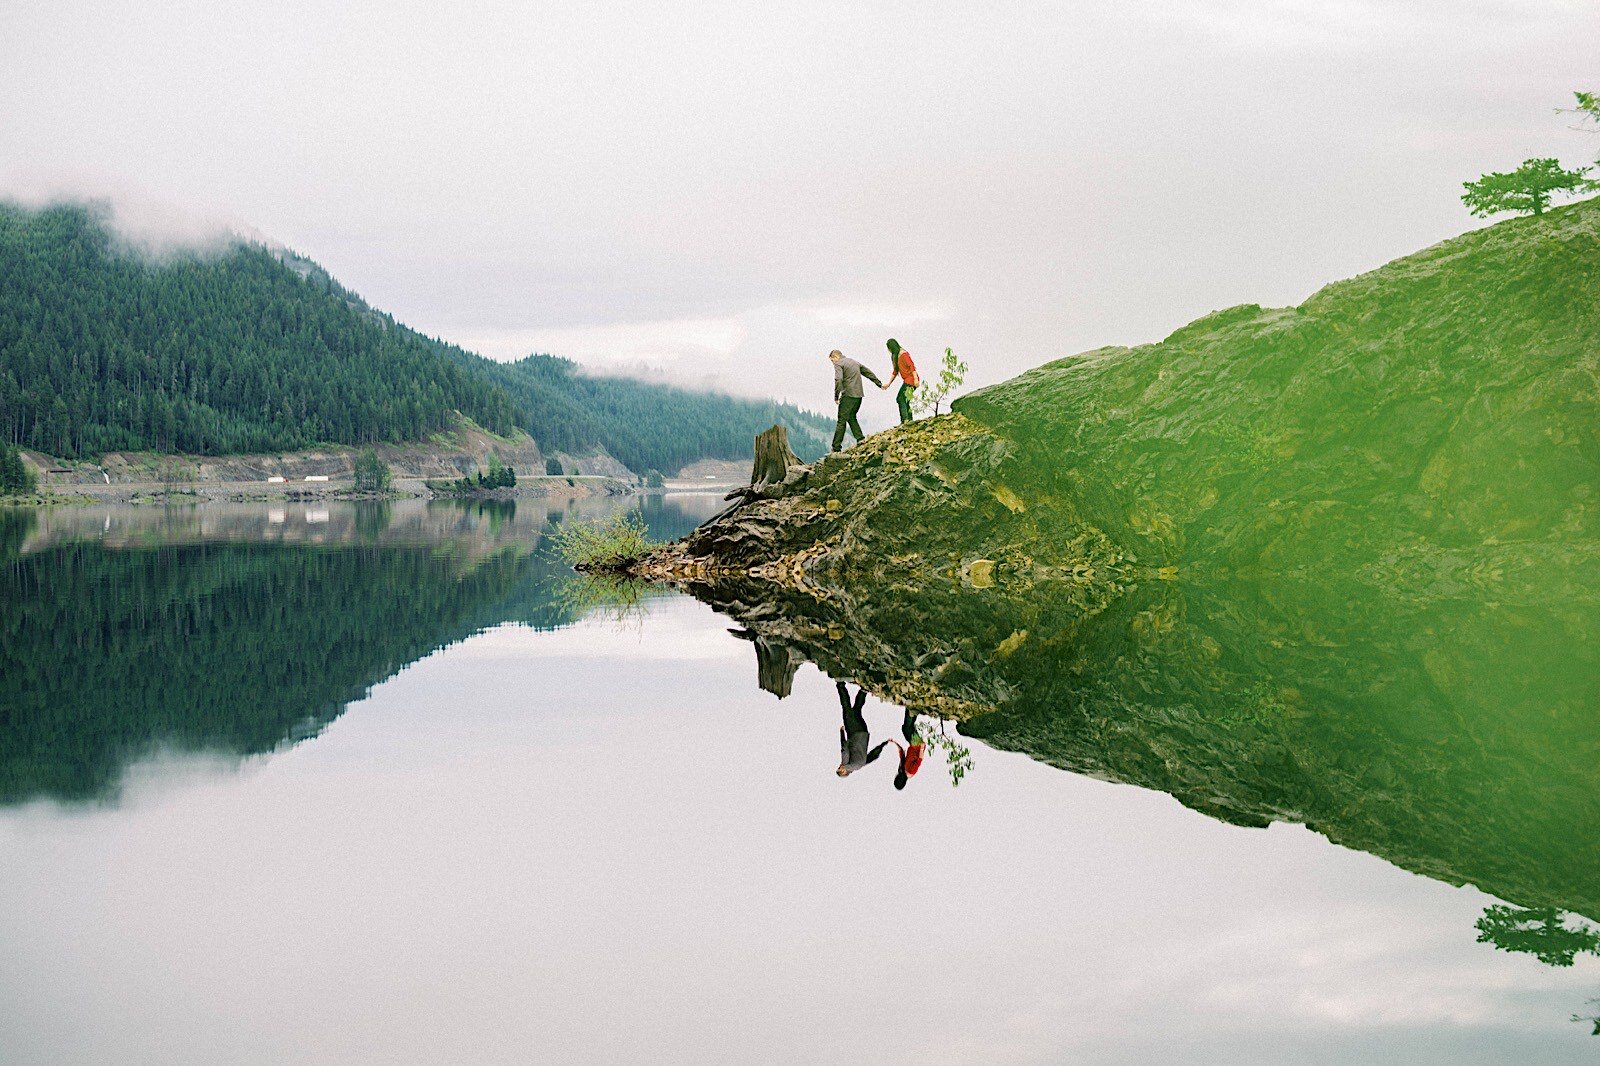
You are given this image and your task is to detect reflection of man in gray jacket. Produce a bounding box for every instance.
[836,682,889,776]
[828,349,883,452]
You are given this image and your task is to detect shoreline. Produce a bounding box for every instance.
[3,475,749,508]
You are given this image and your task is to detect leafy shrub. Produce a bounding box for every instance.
[913,348,969,416]
[549,510,656,570]
[354,447,391,492]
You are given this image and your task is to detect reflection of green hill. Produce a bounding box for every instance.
[682,556,1600,922]
[648,201,1600,922]
[959,573,1600,921]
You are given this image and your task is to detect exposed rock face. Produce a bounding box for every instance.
[36,419,554,485]
[632,200,1600,921]
[674,458,749,482]
[552,451,635,479]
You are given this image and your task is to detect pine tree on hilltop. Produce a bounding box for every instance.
[1462,158,1593,218]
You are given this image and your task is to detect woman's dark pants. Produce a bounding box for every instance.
[896,384,914,424]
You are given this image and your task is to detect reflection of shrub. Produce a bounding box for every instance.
[557,572,656,629]
[550,510,656,570]
[916,719,975,786]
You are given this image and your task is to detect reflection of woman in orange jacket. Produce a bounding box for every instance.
[890,707,924,790]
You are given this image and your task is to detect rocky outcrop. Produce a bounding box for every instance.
[630,199,1600,921]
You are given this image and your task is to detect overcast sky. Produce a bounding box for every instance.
[3,0,1596,424]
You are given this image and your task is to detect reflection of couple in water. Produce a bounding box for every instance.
[835,682,924,789]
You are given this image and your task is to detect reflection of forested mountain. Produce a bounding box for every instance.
[0,498,710,805]
[0,540,540,803]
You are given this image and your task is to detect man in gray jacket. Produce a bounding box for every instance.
[828,349,884,452]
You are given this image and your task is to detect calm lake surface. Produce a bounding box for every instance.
[1,497,1595,1064]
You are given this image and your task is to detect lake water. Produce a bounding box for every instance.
[1,497,1595,1064]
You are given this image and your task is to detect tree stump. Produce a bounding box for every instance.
[725,424,807,504]
[750,424,801,490]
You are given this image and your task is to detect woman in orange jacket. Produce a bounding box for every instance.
[881,338,920,425]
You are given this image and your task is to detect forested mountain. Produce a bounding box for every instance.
[463,353,828,472]
[0,201,829,471]
[0,202,517,456]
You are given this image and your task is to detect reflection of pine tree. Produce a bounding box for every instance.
[0,536,568,805]
[1575,998,1600,1037]
[1475,905,1600,967]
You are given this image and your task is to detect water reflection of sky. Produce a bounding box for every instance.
[2,589,1594,1064]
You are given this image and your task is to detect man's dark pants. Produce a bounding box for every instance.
[832,395,864,451]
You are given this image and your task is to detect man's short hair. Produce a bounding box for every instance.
[828,350,843,360]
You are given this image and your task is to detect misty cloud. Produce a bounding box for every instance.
[2,0,1595,414]
[0,181,265,261]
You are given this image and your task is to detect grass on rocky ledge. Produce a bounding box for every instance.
[551,510,658,571]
